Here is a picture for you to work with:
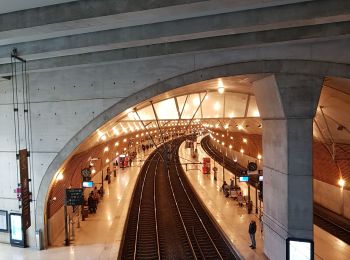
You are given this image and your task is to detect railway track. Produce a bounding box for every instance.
[202,135,350,246]
[201,135,246,177]
[119,137,238,259]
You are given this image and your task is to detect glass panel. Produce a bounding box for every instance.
[137,105,155,121]
[201,92,224,118]
[224,92,248,118]
[247,95,260,117]
[154,98,179,120]
[181,93,202,119]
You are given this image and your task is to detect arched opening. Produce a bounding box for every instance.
[35,60,350,258]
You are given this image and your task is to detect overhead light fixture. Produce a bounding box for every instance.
[56,172,64,181]
[218,79,224,94]
[257,154,262,160]
[243,138,247,143]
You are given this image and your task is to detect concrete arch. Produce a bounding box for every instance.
[36,59,350,247]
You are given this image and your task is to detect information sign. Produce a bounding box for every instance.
[82,181,94,188]
[239,176,249,182]
[65,188,83,206]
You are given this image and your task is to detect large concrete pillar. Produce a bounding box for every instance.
[253,74,323,260]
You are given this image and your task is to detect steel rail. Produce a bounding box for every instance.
[153,156,161,260]
[173,161,224,260]
[133,152,159,260]
[166,166,198,259]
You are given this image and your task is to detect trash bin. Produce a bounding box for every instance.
[36,229,44,250]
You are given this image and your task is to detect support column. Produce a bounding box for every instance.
[253,74,323,260]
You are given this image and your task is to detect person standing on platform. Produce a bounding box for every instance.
[249,220,257,249]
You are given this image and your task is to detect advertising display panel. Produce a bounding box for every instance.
[287,238,314,260]
[9,213,25,247]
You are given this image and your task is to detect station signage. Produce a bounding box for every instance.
[65,188,83,206]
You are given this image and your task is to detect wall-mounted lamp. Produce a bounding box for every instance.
[338,178,345,188]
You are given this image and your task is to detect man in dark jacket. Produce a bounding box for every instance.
[249,220,257,249]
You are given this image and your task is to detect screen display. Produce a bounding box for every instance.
[287,238,313,260]
[82,181,93,188]
[239,176,249,182]
[10,214,22,241]
[259,176,263,181]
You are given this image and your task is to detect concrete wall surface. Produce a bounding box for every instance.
[0,1,349,257]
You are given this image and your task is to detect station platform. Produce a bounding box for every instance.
[178,136,350,260]
[179,140,267,260]
[1,139,350,259]
[0,149,153,260]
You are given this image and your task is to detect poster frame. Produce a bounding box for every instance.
[0,210,8,232]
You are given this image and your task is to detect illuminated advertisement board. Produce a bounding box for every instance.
[9,213,25,247]
[287,238,314,260]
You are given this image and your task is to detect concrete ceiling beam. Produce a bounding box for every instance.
[0,0,311,45]
[0,0,348,63]
[1,21,350,76]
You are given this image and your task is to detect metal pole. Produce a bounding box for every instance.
[222,148,225,185]
[255,186,258,214]
[64,205,69,246]
[248,184,251,202]
[100,158,104,190]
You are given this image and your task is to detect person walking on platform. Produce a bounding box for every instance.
[249,220,257,249]
[237,192,243,207]
[88,193,96,213]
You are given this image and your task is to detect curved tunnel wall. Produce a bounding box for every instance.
[35,59,350,249]
[0,58,346,247]
[209,129,350,219]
